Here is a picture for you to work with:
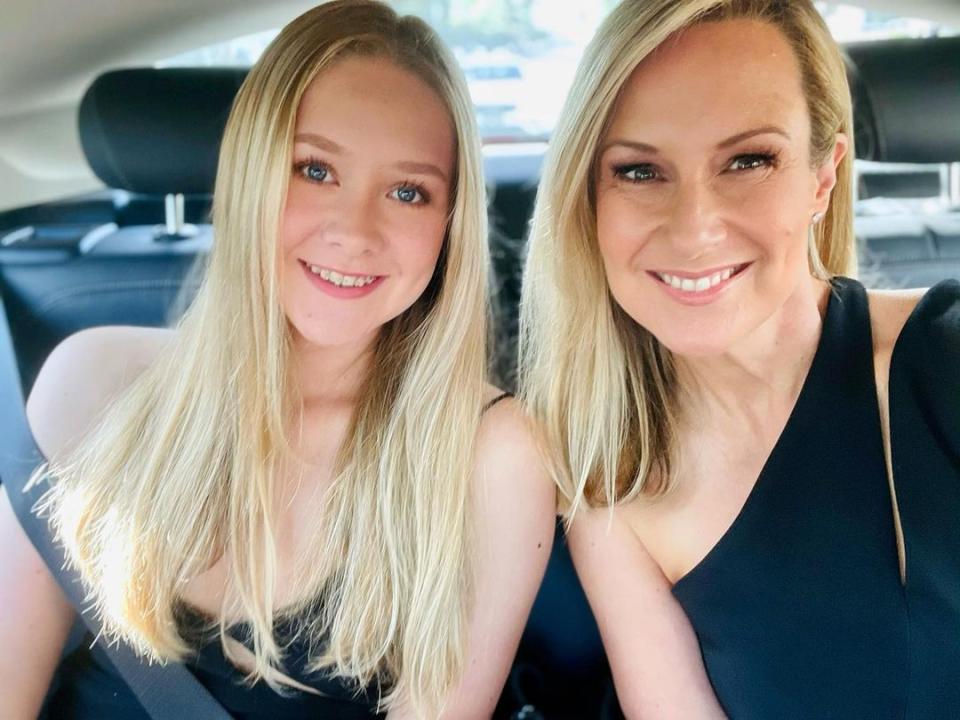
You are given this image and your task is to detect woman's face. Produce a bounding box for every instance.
[280,56,454,350]
[595,19,846,358]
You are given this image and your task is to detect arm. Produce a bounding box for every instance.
[388,397,556,720]
[0,325,172,716]
[0,485,76,719]
[566,505,727,720]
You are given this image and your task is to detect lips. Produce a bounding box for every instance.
[647,262,752,304]
[651,263,749,292]
[300,260,380,288]
[298,259,385,299]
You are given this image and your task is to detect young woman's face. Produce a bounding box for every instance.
[594,20,846,357]
[280,56,454,350]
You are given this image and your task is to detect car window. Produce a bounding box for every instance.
[157,2,955,146]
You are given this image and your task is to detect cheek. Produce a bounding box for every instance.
[736,170,817,246]
[279,185,319,253]
[398,214,447,280]
[595,200,617,265]
[596,191,650,273]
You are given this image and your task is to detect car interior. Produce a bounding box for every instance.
[1,1,958,718]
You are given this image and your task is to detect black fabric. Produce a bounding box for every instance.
[45,623,385,720]
[846,36,960,163]
[672,277,960,719]
[79,69,247,194]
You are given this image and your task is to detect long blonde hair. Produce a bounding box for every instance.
[519,0,855,512]
[35,1,488,715]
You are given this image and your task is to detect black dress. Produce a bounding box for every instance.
[44,611,385,719]
[672,277,960,719]
[40,392,518,719]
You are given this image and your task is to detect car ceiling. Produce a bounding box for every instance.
[1,0,958,213]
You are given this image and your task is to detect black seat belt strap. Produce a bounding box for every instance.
[0,293,231,720]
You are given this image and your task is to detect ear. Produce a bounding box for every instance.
[813,132,849,213]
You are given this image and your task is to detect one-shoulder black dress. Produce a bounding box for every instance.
[672,277,960,719]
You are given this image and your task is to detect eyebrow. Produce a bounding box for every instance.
[294,132,343,153]
[293,132,448,182]
[716,126,791,149]
[393,161,448,182]
[600,125,792,156]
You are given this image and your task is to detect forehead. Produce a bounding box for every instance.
[605,19,809,147]
[295,55,454,170]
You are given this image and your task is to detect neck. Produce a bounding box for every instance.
[676,275,830,430]
[292,330,377,407]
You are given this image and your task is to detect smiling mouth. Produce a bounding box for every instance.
[651,263,751,293]
[300,260,379,288]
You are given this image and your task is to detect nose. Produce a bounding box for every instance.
[322,189,384,257]
[661,179,727,261]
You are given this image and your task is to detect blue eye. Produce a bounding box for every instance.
[303,163,329,182]
[294,159,333,183]
[391,185,427,204]
[614,164,660,183]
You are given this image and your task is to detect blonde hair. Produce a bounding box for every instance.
[519,0,855,511]
[35,1,488,715]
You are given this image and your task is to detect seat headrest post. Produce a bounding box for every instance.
[155,193,199,243]
[949,163,960,211]
[165,193,183,236]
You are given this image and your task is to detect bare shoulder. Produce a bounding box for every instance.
[567,502,653,567]
[866,288,926,391]
[26,325,174,460]
[476,386,545,481]
[473,386,556,517]
[866,288,927,358]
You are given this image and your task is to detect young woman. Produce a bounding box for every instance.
[520,0,960,718]
[0,2,554,718]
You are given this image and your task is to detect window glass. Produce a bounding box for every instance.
[156,2,957,210]
[157,2,954,144]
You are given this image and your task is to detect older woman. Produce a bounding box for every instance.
[520,0,960,718]
[0,2,555,718]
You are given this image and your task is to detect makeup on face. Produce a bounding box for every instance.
[278,56,454,350]
[594,19,840,357]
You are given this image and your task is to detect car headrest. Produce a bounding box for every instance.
[846,36,960,164]
[78,68,248,195]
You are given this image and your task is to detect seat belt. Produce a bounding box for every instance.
[0,293,232,720]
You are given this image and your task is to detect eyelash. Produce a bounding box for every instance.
[612,150,781,183]
[293,157,333,183]
[727,150,780,172]
[292,157,431,206]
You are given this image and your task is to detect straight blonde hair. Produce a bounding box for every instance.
[34,1,489,715]
[519,0,855,513]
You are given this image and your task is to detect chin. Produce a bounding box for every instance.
[661,339,734,359]
[289,317,380,350]
[640,319,743,360]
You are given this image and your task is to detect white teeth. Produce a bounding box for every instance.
[308,264,376,288]
[656,265,740,294]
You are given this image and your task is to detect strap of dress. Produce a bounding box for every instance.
[828,277,907,584]
[483,391,512,413]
